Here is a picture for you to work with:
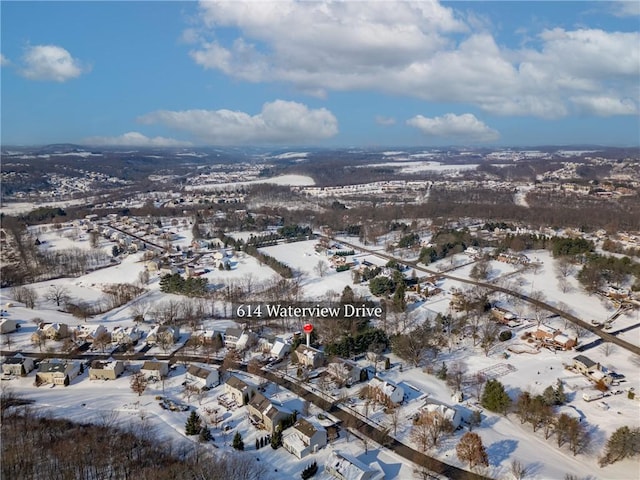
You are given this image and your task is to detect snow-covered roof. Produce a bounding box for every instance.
[326,450,384,480]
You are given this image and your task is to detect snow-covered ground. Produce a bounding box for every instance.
[185,174,315,191]
[2,227,639,479]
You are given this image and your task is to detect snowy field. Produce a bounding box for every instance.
[185,174,315,191]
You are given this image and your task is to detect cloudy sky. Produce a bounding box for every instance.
[1,1,639,147]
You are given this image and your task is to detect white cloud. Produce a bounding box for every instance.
[570,96,638,116]
[20,45,87,82]
[138,100,338,145]
[83,132,191,147]
[0,54,9,67]
[610,1,640,17]
[407,113,499,142]
[188,1,640,118]
[375,115,396,126]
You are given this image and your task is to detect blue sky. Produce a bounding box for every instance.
[1,1,639,147]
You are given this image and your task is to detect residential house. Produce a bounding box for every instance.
[36,359,81,386]
[89,360,124,380]
[534,325,577,350]
[491,306,517,325]
[191,329,223,346]
[31,322,69,341]
[146,325,180,345]
[224,327,244,349]
[270,339,291,359]
[368,377,404,405]
[247,392,290,434]
[75,324,108,343]
[140,360,169,380]
[534,324,559,341]
[186,364,219,390]
[295,345,325,369]
[327,359,362,386]
[421,403,462,429]
[572,355,612,385]
[111,326,142,345]
[0,318,19,334]
[235,330,258,351]
[224,375,255,406]
[325,450,385,480]
[2,354,35,376]
[283,418,327,459]
[573,355,598,375]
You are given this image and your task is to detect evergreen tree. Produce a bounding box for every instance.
[554,380,566,405]
[185,411,202,436]
[384,357,391,370]
[599,426,640,466]
[271,429,282,449]
[481,379,512,414]
[199,425,212,442]
[255,438,260,450]
[436,362,448,380]
[232,431,244,450]
[392,282,406,312]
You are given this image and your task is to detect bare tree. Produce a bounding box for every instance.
[555,257,575,278]
[46,285,71,307]
[93,331,112,353]
[411,410,454,451]
[12,286,38,309]
[600,342,615,357]
[130,298,152,324]
[314,260,329,278]
[510,459,530,480]
[130,372,148,396]
[31,332,46,352]
[480,320,500,356]
[471,372,487,401]
[89,231,100,249]
[388,407,401,436]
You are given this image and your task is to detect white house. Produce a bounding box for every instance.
[325,450,385,480]
[270,338,291,358]
[422,403,463,429]
[140,360,169,380]
[186,364,219,390]
[295,345,324,368]
[224,375,255,406]
[36,359,81,386]
[368,376,404,405]
[0,318,19,334]
[2,354,35,376]
[111,326,142,344]
[74,324,108,343]
[327,359,362,386]
[283,418,327,459]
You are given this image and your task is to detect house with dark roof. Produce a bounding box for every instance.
[283,417,327,459]
[2,354,34,376]
[295,345,324,368]
[247,392,290,434]
[140,360,169,380]
[186,364,219,390]
[36,359,81,386]
[89,359,124,380]
[573,355,598,375]
[224,375,255,406]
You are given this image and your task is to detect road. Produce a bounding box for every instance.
[329,236,640,357]
[1,347,488,480]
